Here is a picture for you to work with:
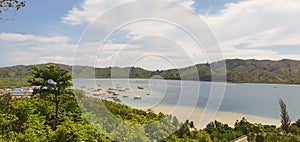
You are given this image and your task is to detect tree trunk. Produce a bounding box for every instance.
[55,100,59,129]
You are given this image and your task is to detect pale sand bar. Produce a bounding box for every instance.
[150,105,281,129]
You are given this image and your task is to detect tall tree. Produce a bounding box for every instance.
[279,98,291,133]
[27,64,73,129]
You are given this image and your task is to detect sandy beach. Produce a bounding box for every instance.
[79,81,283,129]
[150,105,281,129]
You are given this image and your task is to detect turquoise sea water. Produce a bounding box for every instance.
[73,79,300,121]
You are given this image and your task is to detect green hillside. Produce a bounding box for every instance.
[0,59,300,86]
[225,59,300,84]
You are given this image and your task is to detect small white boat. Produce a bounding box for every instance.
[133,96,142,99]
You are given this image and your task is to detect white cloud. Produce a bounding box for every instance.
[61,0,195,25]
[62,0,133,25]
[66,0,220,69]
[62,0,300,65]
[0,33,76,67]
[203,0,300,49]
[0,32,149,68]
[5,0,297,69]
[0,33,69,43]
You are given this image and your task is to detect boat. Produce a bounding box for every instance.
[113,98,121,102]
[146,93,150,95]
[107,90,116,94]
[134,96,142,99]
[122,95,129,98]
[137,87,144,89]
[112,93,119,96]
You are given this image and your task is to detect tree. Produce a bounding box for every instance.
[192,130,212,142]
[27,64,73,129]
[296,119,300,128]
[234,117,251,134]
[175,120,192,138]
[0,93,12,111]
[172,116,179,128]
[279,98,291,133]
[0,0,25,20]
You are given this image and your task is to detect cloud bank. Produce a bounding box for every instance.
[1,0,299,68]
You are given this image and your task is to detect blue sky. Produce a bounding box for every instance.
[0,0,299,69]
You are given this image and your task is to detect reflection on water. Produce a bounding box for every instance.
[73,79,300,121]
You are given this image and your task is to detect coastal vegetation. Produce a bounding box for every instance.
[0,64,300,141]
[1,89,300,141]
[0,78,29,89]
[27,64,73,129]
[1,59,300,90]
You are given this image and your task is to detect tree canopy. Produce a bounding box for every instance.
[1,90,300,141]
[27,64,73,129]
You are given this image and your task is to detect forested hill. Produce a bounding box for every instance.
[1,59,300,84]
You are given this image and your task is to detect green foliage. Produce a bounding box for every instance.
[235,118,300,142]
[16,114,50,142]
[234,117,252,135]
[162,120,212,142]
[1,59,300,84]
[1,90,300,141]
[48,119,109,142]
[296,119,300,128]
[191,130,212,142]
[1,65,300,141]
[27,64,73,129]
[205,120,242,141]
[279,98,291,133]
[0,89,217,141]
[75,89,176,141]
[175,120,192,138]
[0,78,30,89]
[0,113,18,141]
[0,92,108,141]
[289,119,300,136]
[226,59,300,84]
[0,63,70,79]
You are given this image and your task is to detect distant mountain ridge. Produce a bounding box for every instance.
[1,59,300,84]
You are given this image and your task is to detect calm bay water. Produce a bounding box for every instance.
[73,79,300,121]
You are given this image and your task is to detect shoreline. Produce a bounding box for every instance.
[149,105,281,129]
